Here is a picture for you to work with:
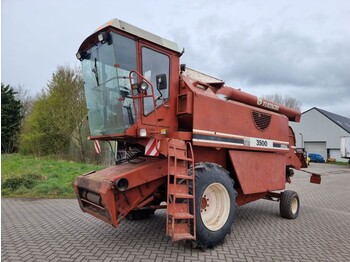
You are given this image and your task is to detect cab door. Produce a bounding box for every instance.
[140,44,171,127]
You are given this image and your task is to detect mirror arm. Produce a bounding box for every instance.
[156,81,163,100]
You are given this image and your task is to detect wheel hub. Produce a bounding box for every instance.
[200,182,230,231]
[291,197,298,214]
[201,196,208,210]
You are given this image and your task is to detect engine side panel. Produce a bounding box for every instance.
[229,150,286,194]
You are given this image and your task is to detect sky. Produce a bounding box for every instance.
[2,0,350,117]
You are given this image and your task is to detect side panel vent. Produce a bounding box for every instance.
[252,111,271,131]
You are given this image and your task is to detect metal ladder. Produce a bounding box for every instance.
[166,139,196,241]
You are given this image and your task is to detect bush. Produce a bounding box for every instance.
[2,173,43,191]
[1,154,103,198]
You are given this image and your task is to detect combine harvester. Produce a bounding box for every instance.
[74,19,320,248]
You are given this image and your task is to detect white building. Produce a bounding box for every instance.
[290,107,350,162]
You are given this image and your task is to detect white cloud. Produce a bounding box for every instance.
[2,0,350,116]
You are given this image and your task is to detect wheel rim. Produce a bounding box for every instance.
[200,182,230,231]
[291,197,298,214]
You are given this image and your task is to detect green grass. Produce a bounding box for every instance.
[1,154,103,198]
[326,161,350,166]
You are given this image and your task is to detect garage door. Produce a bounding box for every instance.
[305,142,327,159]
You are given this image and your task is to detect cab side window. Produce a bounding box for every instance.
[142,47,170,115]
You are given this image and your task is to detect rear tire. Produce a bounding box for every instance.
[192,163,236,249]
[280,190,300,219]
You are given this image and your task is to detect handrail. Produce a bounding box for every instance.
[128,70,160,134]
[186,141,196,236]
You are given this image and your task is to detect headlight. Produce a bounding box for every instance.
[139,128,147,137]
[138,81,149,92]
[98,32,108,43]
[75,51,90,61]
[76,52,82,60]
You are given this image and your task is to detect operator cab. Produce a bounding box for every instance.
[76,19,181,139]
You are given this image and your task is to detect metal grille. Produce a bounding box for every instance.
[252,111,271,131]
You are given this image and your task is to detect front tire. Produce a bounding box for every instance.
[280,190,300,219]
[192,163,236,248]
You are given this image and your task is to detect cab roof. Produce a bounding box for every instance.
[78,18,181,54]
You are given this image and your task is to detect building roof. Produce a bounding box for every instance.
[303,107,350,134]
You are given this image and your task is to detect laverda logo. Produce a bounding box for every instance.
[257,97,279,111]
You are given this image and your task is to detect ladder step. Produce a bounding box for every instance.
[172,233,195,241]
[169,155,193,162]
[169,193,194,199]
[177,156,193,162]
[167,203,189,214]
[168,184,188,195]
[171,212,194,219]
[169,165,188,176]
[168,173,194,180]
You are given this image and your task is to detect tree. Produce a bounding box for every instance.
[263,93,302,111]
[1,83,22,153]
[20,65,87,159]
[14,85,35,120]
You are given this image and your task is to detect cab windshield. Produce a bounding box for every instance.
[81,32,137,136]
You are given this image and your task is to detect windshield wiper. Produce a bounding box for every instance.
[92,58,100,86]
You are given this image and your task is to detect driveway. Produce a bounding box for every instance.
[2,163,350,261]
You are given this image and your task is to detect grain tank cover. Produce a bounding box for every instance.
[184,68,225,87]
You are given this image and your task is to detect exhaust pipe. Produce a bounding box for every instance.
[115,178,129,191]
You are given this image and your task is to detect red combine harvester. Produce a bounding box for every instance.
[74,19,320,248]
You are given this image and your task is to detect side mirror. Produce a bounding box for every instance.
[156,74,167,90]
[119,86,130,98]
